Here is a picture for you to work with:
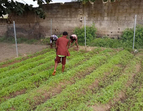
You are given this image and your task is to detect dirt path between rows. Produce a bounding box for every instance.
[0,43,98,63]
[0,43,48,62]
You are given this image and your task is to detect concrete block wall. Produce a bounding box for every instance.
[0,0,143,39]
[39,2,83,37]
[0,19,8,37]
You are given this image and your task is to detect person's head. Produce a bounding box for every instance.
[50,36,53,40]
[63,31,68,36]
[70,35,73,40]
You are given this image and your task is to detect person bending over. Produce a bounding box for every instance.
[50,34,58,48]
[70,34,78,50]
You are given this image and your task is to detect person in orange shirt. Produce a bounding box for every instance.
[52,31,70,76]
[70,34,78,50]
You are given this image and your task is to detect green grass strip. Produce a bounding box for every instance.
[110,57,143,111]
[0,50,80,90]
[0,50,79,89]
[0,50,79,80]
[77,55,140,111]
[0,49,96,103]
[0,50,54,73]
[0,53,55,79]
[35,50,133,111]
[0,48,49,67]
[0,48,110,111]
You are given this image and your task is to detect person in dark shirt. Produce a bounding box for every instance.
[52,31,70,76]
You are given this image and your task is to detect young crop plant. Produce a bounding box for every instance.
[0,48,114,111]
[0,49,81,80]
[34,50,133,111]
[0,48,49,68]
[0,50,83,97]
[78,55,141,111]
[0,50,54,73]
[1,47,139,111]
[0,49,95,104]
[0,51,79,90]
[110,57,143,111]
[0,53,56,80]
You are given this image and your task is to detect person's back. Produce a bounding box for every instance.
[70,34,77,40]
[56,37,70,56]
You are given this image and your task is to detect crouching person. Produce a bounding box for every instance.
[70,34,78,50]
[50,34,58,48]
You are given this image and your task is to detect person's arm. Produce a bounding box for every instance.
[55,36,58,47]
[75,39,78,48]
[55,40,57,47]
[50,39,53,48]
[68,40,71,49]
[72,41,76,47]
[56,39,58,53]
[56,36,58,40]
[50,39,52,44]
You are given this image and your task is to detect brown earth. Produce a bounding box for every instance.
[0,43,48,62]
[0,43,97,63]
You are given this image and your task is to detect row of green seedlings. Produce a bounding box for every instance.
[32,49,118,111]
[0,49,79,80]
[110,57,143,111]
[0,51,55,79]
[34,50,134,111]
[0,48,115,111]
[0,48,100,104]
[0,49,54,73]
[0,50,81,90]
[0,48,49,68]
[0,49,78,82]
[0,50,82,99]
[79,54,141,111]
[0,48,77,71]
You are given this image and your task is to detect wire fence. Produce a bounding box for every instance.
[0,14,140,61]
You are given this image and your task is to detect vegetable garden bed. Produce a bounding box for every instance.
[0,47,143,111]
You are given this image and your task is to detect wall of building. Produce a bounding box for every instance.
[0,19,8,37]
[0,0,143,39]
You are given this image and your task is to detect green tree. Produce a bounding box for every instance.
[0,0,51,19]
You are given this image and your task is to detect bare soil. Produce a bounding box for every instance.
[0,43,48,62]
[0,43,97,63]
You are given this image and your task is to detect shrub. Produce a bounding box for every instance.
[90,38,122,48]
[73,25,97,45]
[121,25,143,49]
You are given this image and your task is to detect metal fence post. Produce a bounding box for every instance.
[51,19,53,35]
[13,21,18,57]
[84,16,86,47]
[133,15,137,50]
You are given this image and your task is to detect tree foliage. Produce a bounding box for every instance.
[0,0,51,19]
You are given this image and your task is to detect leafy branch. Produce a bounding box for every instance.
[0,0,51,19]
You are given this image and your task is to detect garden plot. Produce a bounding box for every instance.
[0,48,142,111]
